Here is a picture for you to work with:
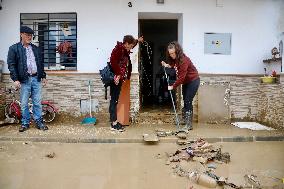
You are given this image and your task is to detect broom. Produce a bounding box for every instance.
[163,66,180,130]
[82,80,97,124]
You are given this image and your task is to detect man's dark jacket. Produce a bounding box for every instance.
[7,42,46,82]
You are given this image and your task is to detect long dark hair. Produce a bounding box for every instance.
[166,41,184,65]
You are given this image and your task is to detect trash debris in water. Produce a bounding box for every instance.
[45,152,56,158]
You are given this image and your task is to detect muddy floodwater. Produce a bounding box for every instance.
[0,141,283,189]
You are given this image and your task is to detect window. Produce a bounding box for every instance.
[20,13,77,70]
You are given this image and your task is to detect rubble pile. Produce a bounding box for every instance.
[156,134,283,189]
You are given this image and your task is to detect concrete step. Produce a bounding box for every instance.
[138,112,178,124]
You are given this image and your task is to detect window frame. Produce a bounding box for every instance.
[20,12,78,71]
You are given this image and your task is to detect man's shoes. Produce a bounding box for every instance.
[36,119,48,131]
[19,124,29,132]
[37,125,49,131]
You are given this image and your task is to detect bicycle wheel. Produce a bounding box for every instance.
[4,104,20,124]
[42,104,56,123]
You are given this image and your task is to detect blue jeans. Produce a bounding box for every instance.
[20,76,42,125]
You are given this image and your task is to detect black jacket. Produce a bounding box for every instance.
[7,42,46,82]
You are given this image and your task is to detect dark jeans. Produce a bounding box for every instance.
[182,78,200,113]
[109,82,122,122]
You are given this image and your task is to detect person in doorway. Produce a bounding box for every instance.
[157,66,176,105]
[109,35,143,132]
[161,41,200,130]
[7,26,48,132]
[157,45,177,105]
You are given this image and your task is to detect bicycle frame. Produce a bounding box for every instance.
[5,88,58,123]
[41,100,59,113]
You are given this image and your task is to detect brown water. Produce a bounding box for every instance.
[0,141,283,189]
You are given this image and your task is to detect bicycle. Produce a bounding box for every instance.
[4,88,58,124]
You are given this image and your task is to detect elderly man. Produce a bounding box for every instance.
[7,26,48,132]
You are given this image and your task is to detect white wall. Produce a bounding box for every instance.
[279,1,284,67]
[0,0,282,74]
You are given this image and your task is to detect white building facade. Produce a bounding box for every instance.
[0,0,283,128]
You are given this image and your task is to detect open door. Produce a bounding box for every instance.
[139,19,178,112]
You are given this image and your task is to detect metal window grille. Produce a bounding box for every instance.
[20,13,77,71]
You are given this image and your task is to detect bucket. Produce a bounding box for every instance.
[260,76,276,84]
[189,172,217,188]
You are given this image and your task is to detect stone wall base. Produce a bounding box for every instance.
[2,73,283,129]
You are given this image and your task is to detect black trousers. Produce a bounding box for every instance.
[109,82,122,122]
[182,78,200,113]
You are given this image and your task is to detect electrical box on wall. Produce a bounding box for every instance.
[204,33,232,55]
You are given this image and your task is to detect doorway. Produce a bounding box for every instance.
[139,19,178,111]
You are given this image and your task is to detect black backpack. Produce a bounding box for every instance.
[99,62,115,100]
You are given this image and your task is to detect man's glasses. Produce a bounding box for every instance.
[23,33,33,37]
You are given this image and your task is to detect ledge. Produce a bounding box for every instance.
[199,73,265,77]
[263,57,282,63]
[0,135,283,143]
[46,71,100,76]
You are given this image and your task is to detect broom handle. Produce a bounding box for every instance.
[89,80,92,117]
[163,66,180,130]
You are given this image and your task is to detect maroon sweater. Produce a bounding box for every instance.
[171,54,199,89]
[110,42,132,81]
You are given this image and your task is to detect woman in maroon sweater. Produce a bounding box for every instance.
[161,41,200,130]
[109,35,143,132]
